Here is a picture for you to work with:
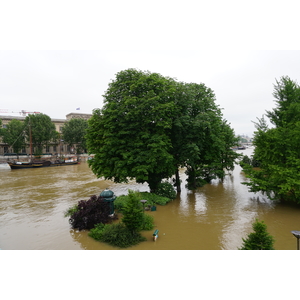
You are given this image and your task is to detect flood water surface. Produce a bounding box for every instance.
[1,148,300,250]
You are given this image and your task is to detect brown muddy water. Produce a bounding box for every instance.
[1,148,300,250]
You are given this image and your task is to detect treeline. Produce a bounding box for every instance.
[0,114,88,155]
[86,68,240,192]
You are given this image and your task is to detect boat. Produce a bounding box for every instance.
[6,117,80,169]
[8,156,79,169]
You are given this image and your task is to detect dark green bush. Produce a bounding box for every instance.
[140,191,172,205]
[155,181,177,200]
[114,189,173,212]
[239,219,275,250]
[89,223,146,248]
[140,213,155,231]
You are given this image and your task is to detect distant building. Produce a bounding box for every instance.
[0,112,92,155]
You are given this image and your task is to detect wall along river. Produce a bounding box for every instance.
[1,147,300,250]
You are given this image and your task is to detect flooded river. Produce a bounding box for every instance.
[1,148,300,250]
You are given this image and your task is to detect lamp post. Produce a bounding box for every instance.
[291,231,300,250]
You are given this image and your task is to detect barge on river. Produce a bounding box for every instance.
[8,157,79,169]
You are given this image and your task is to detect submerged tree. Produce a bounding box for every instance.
[87,69,177,192]
[244,76,300,203]
[86,69,239,192]
[239,219,275,250]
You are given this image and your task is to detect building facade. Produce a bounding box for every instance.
[0,112,92,156]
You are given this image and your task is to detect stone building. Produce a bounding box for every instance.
[0,112,92,156]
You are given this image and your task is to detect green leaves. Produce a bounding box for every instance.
[239,219,275,250]
[1,119,25,153]
[245,77,300,203]
[86,68,238,192]
[24,113,56,154]
[62,118,88,153]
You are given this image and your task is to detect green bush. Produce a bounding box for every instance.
[114,195,129,212]
[88,223,106,240]
[140,213,155,231]
[64,204,79,217]
[239,219,275,250]
[114,189,173,212]
[89,222,146,248]
[155,181,177,200]
[140,191,171,205]
[122,190,144,233]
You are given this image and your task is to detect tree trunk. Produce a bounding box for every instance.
[175,168,181,193]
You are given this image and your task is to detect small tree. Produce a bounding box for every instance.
[62,118,88,153]
[1,119,25,154]
[121,190,144,233]
[239,219,275,250]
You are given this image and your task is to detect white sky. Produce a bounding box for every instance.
[1,1,300,137]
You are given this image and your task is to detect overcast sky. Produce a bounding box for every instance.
[1,1,300,137]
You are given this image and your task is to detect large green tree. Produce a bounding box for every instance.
[87,69,178,192]
[171,82,239,189]
[24,113,56,155]
[1,119,25,154]
[61,118,88,153]
[244,76,300,203]
[87,69,238,192]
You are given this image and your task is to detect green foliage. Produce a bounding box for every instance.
[240,155,261,169]
[140,213,155,231]
[86,68,239,192]
[86,69,177,192]
[1,119,25,154]
[88,223,106,240]
[62,118,88,153]
[121,190,144,233]
[114,194,129,212]
[64,204,79,217]
[239,219,275,250]
[140,191,171,205]
[245,76,300,203]
[24,113,56,155]
[89,222,146,248]
[114,190,173,212]
[155,181,176,199]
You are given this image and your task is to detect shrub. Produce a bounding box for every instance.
[155,181,176,200]
[122,190,144,233]
[89,223,146,248]
[239,219,275,250]
[67,195,117,230]
[140,192,171,205]
[114,194,130,212]
[64,204,79,217]
[88,223,106,240]
[140,213,155,231]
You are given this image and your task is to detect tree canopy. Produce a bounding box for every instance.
[61,118,88,153]
[24,113,56,155]
[239,219,275,250]
[244,76,300,203]
[86,69,239,192]
[0,119,25,154]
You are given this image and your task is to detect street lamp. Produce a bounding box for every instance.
[291,230,300,250]
[140,199,147,213]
